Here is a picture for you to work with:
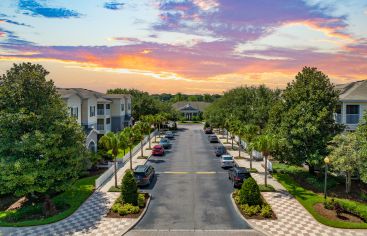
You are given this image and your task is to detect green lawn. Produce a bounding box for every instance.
[0,175,97,227]
[273,172,367,229]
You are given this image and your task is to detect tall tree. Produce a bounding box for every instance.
[99,132,127,187]
[0,63,88,207]
[356,112,367,183]
[241,124,260,169]
[267,67,341,172]
[123,127,139,170]
[252,134,278,186]
[328,133,359,193]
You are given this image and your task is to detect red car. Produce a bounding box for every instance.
[152,145,165,156]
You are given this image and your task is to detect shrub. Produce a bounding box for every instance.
[117,203,140,216]
[260,204,272,218]
[259,184,275,192]
[324,198,335,210]
[121,170,138,206]
[241,204,261,216]
[360,192,367,202]
[138,194,145,208]
[111,202,122,213]
[239,177,262,206]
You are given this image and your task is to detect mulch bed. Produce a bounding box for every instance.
[106,193,149,219]
[314,203,364,223]
[233,195,277,220]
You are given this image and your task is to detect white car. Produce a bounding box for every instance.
[220,154,235,168]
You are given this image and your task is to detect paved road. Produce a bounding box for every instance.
[127,124,257,235]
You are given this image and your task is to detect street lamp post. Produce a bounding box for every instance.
[324,157,330,201]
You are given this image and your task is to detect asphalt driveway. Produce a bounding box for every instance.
[131,124,252,231]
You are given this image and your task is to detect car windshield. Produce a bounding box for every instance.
[134,172,146,177]
[160,139,168,143]
[238,172,250,178]
[223,156,233,161]
[154,147,161,150]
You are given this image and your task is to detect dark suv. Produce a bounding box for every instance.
[215,146,226,156]
[134,165,155,186]
[228,166,251,188]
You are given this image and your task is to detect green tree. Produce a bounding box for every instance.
[121,170,138,205]
[267,67,341,172]
[136,121,151,157]
[252,134,278,186]
[241,124,260,169]
[0,63,88,209]
[141,115,155,149]
[328,133,359,193]
[99,132,127,187]
[356,112,367,183]
[123,127,139,170]
[239,177,261,206]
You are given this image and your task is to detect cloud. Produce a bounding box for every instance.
[104,1,125,10]
[18,0,81,18]
[0,18,31,27]
[0,27,32,45]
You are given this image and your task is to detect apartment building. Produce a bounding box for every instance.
[57,88,132,151]
[334,80,367,131]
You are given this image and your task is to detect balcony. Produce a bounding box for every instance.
[346,114,360,124]
[105,109,110,116]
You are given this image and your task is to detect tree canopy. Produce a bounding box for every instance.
[267,67,341,168]
[0,63,89,197]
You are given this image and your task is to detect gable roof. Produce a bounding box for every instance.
[335,80,367,102]
[56,88,131,102]
[172,101,211,112]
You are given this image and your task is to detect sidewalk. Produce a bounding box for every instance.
[216,132,367,236]
[0,135,161,236]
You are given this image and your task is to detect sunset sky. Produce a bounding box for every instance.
[0,0,366,94]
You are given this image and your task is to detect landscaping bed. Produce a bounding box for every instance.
[273,171,367,228]
[232,177,276,220]
[106,193,149,218]
[0,175,98,227]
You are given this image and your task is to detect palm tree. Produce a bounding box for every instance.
[229,119,241,150]
[136,121,151,157]
[242,124,260,169]
[224,117,231,143]
[123,126,139,170]
[141,115,154,149]
[252,134,277,186]
[99,132,127,187]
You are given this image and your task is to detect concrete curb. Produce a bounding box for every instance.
[121,193,152,236]
[230,193,271,236]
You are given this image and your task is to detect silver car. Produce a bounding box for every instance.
[220,154,235,168]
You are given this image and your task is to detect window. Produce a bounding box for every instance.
[346,105,360,124]
[106,118,111,124]
[106,104,110,109]
[90,106,96,117]
[121,104,125,111]
[97,104,104,109]
[70,107,78,118]
[128,103,131,110]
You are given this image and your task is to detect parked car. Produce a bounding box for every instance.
[159,138,172,149]
[152,145,165,156]
[228,166,251,188]
[208,134,219,143]
[220,154,235,168]
[164,131,174,139]
[134,165,155,186]
[215,146,227,156]
[204,127,213,134]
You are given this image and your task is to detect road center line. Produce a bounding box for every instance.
[156,171,227,175]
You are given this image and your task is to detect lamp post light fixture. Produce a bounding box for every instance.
[324,157,330,201]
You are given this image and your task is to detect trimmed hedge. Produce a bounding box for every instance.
[239,177,261,206]
[121,170,138,206]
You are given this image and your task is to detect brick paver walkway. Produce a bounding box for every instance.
[218,131,367,236]
[0,136,161,236]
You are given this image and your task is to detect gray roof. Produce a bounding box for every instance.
[335,80,367,102]
[56,88,131,102]
[172,101,211,112]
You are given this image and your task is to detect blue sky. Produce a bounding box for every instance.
[0,0,366,93]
